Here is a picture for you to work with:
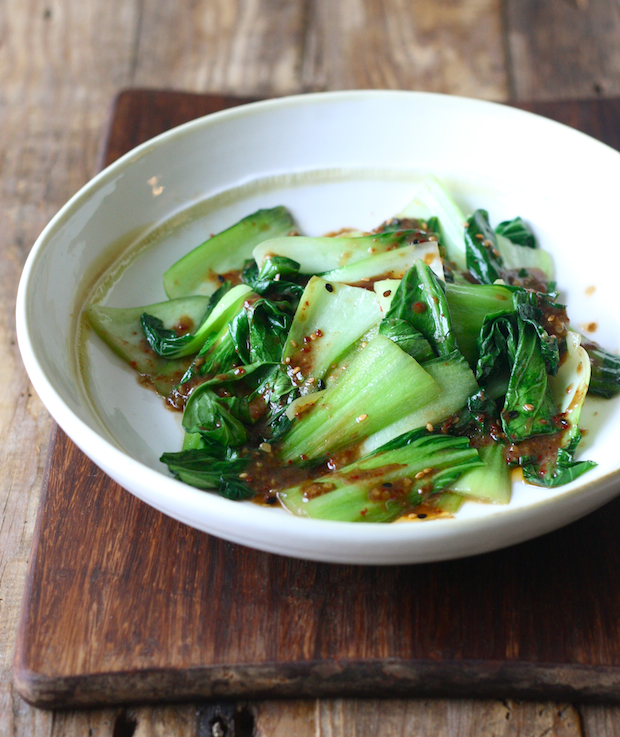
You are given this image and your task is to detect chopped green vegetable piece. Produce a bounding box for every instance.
[241,255,305,301]
[87,296,212,397]
[164,206,296,298]
[140,281,234,359]
[279,334,441,462]
[360,350,479,454]
[501,319,559,442]
[282,276,381,384]
[378,318,435,363]
[519,330,596,487]
[254,230,424,275]
[229,296,294,364]
[160,447,253,500]
[580,336,620,398]
[385,260,459,357]
[446,282,516,366]
[398,174,468,271]
[278,430,482,522]
[449,442,511,504]
[495,216,537,249]
[320,241,443,285]
[495,234,554,286]
[182,383,251,446]
[144,283,254,361]
[432,491,465,514]
[465,209,503,285]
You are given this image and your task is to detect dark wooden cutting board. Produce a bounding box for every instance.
[14,90,620,709]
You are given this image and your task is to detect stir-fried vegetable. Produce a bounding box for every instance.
[87,175,616,523]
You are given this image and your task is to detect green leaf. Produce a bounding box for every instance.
[513,290,560,375]
[140,281,233,359]
[501,319,559,443]
[580,336,620,398]
[249,365,298,441]
[182,384,250,446]
[520,434,596,487]
[445,282,516,366]
[229,297,293,365]
[465,209,503,285]
[160,447,254,500]
[242,256,305,301]
[385,260,459,357]
[495,216,537,248]
[378,318,435,363]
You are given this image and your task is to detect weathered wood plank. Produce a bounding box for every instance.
[0,0,140,734]
[505,0,620,101]
[131,0,308,97]
[252,699,583,737]
[580,705,620,737]
[302,0,508,98]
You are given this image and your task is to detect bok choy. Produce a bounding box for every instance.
[87,175,615,523]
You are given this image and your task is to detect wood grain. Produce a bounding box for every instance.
[2,0,620,734]
[13,91,620,716]
[505,0,620,101]
[302,0,508,98]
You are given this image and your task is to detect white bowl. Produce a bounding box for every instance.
[16,90,620,564]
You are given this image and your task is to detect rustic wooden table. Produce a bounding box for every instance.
[3,0,620,734]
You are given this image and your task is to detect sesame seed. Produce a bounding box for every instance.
[307,377,316,384]
[239,472,249,479]
[361,341,367,348]
[475,233,484,240]
[274,273,281,281]
[523,403,535,412]
[359,277,370,283]
[284,356,291,364]
[426,423,434,432]
[356,414,368,422]
[259,443,272,453]
[463,222,470,228]
[292,366,300,374]
[290,340,298,348]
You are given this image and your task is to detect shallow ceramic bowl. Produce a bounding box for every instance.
[16,91,620,564]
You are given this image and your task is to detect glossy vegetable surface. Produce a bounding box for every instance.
[87,178,614,522]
